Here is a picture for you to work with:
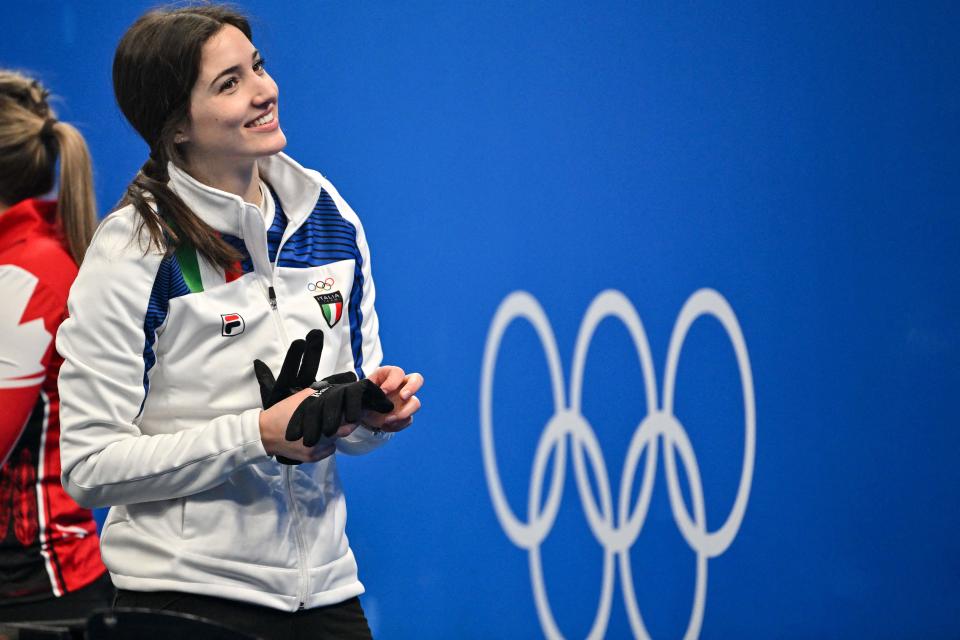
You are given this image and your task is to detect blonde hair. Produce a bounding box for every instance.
[0,70,97,264]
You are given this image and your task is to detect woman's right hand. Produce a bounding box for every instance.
[258,388,355,463]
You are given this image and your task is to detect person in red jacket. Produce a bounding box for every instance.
[0,70,111,620]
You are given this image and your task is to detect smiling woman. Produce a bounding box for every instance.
[55,4,424,639]
[179,25,286,195]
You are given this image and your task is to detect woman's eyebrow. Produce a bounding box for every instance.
[208,50,260,89]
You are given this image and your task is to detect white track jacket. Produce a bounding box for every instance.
[57,153,390,611]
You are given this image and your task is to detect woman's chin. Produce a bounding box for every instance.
[260,130,288,157]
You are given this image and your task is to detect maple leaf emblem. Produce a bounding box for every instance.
[0,265,52,389]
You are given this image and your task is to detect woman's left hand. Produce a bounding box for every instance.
[362,366,424,432]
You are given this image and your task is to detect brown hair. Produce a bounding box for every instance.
[113,4,251,268]
[0,70,97,264]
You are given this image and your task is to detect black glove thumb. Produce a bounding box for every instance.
[359,379,395,414]
[253,359,276,408]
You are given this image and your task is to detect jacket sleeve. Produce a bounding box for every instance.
[0,265,56,467]
[57,213,269,508]
[317,177,391,456]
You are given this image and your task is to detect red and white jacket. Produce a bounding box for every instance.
[0,198,106,602]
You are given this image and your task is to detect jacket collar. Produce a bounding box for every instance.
[0,198,58,253]
[166,152,323,238]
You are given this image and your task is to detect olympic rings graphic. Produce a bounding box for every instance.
[307,277,335,292]
[480,289,755,640]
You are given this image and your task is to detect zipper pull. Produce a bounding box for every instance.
[268,286,278,310]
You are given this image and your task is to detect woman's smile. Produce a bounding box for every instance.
[245,108,278,130]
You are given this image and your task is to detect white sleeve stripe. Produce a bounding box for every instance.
[0,374,46,388]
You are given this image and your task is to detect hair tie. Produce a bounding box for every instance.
[40,117,58,141]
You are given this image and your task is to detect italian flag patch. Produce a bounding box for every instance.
[175,238,243,293]
[314,291,344,328]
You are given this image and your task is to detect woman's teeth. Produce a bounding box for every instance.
[247,112,274,127]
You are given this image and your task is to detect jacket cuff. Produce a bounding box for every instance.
[336,424,393,456]
[240,408,271,462]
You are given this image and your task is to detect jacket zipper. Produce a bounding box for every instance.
[268,285,278,310]
[260,195,318,610]
[285,466,310,609]
[247,207,307,609]
[266,280,304,607]
[271,282,304,607]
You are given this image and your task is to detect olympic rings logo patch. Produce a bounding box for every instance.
[480,289,756,640]
[307,277,335,292]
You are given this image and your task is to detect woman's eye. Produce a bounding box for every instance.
[219,77,239,92]
[253,58,266,73]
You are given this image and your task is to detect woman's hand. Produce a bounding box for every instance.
[361,366,424,432]
[258,366,423,460]
[258,388,356,463]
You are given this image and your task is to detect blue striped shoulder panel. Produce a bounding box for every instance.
[140,253,192,415]
[275,189,368,377]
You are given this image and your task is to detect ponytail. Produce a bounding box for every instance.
[47,120,97,264]
[0,70,97,265]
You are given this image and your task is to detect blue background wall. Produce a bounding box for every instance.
[5,1,959,637]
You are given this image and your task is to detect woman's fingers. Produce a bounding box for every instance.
[381,415,413,433]
[366,367,424,403]
[335,423,359,438]
[363,393,421,430]
[306,442,336,462]
[398,372,424,400]
[368,366,406,395]
[389,394,421,422]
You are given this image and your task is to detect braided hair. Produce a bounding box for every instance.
[112,5,252,268]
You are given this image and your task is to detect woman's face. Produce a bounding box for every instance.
[180,25,286,173]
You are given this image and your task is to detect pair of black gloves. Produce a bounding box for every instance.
[253,329,394,465]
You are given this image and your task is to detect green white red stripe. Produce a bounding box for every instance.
[175,242,243,293]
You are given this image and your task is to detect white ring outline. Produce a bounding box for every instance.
[480,288,756,640]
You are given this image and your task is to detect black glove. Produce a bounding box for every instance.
[254,329,325,410]
[286,376,394,447]
[253,329,394,463]
[254,329,331,465]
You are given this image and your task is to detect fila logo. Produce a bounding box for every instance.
[221,313,245,337]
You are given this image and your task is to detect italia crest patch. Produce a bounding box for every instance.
[314,291,344,328]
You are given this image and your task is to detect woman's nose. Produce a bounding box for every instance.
[252,74,278,105]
